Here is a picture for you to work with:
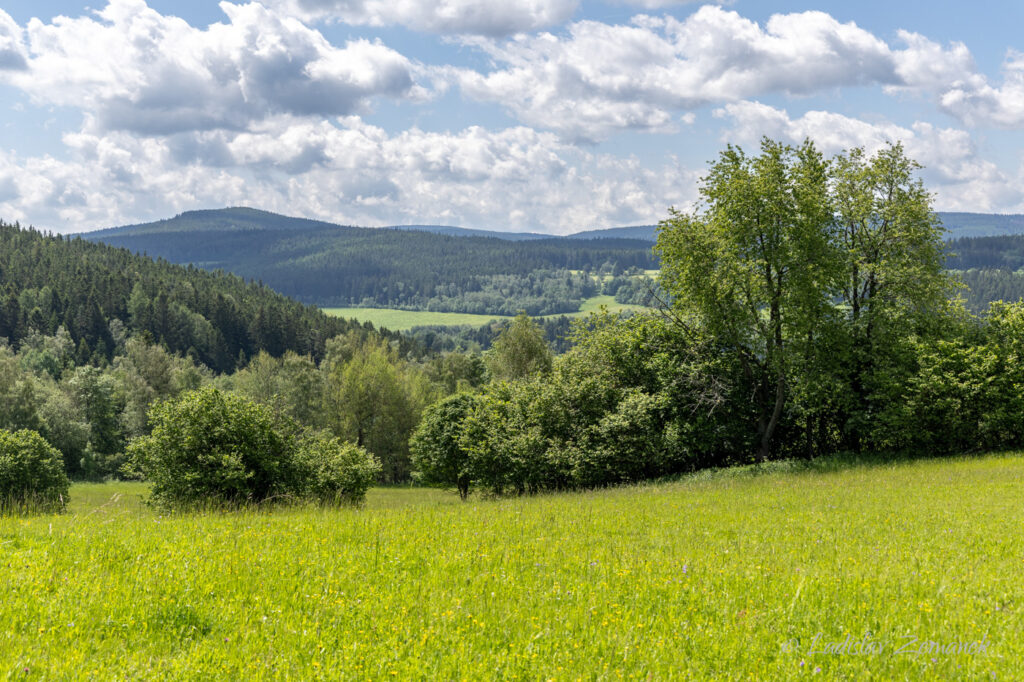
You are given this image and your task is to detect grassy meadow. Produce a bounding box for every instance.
[321,307,508,330]
[323,295,647,331]
[3,453,1021,679]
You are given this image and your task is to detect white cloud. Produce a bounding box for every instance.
[453,7,907,141]
[934,49,1024,129]
[890,30,977,93]
[884,33,1024,131]
[612,0,721,7]
[0,117,698,233]
[713,101,1024,213]
[3,0,424,135]
[268,0,578,36]
[0,9,27,70]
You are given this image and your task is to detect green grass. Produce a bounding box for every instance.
[575,294,646,315]
[321,307,507,330]
[323,295,647,331]
[3,453,1021,679]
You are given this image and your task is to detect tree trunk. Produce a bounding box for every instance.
[758,374,785,461]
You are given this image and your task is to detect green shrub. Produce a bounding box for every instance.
[410,393,480,499]
[127,387,304,510]
[298,433,381,505]
[0,429,70,514]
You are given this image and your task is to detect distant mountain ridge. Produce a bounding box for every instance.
[82,208,659,310]
[386,223,660,242]
[89,208,1024,243]
[89,207,659,242]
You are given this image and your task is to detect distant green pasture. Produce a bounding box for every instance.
[323,295,649,330]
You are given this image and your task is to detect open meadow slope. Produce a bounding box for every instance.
[1,453,1019,679]
[322,295,648,331]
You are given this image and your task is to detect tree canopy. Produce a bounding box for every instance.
[657,138,951,458]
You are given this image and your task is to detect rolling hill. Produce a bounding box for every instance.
[84,208,658,310]
[81,207,1024,314]
[0,220,411,373]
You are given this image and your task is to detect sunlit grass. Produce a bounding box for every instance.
[2,453,1020,678]
[320,307,507,330]
[323,295,647,331]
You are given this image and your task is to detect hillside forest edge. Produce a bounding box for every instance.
[5,139,1024,506]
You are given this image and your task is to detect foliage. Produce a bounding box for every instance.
[455,312,747,495]
[948,233,1024,270]
[830,143,953,450]
[325,334,433,483]
[411,393,483,499]
[0,428,69,514]
[296,432,381,505]
[657,138,836,459]
[126,387,304,509]
[66,366,126,479]
[406,315,577,355]
[484,313,553,381]
[958,269,1024,312]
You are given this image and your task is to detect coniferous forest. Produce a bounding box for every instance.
[88,208,658,312]
[0,221,416,374]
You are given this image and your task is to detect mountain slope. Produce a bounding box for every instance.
[81,208,1024,314]
[0,221,411,373]
[85,209,659,309]
[89,207,356,237]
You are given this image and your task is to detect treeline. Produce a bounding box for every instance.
[411,141,1020,497]
[0,221,414,374]
[947,234,1024,270]
[0,326,486,482]
[603,273,665,306]
[407,316,577,355]
[392,270,599,316]
[958,269,1024,312]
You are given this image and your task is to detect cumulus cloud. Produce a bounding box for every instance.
[0,9,27,70]
[3,0,424,135]
[890,30,978,93]
[268,0,578,36]
[609,0,733,8]
[454,7,905,141]
[933,49,1024,129]
[0,117,698,233]
[713,101,1024,212]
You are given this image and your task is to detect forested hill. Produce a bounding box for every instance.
[85,208,658,308]
[88,207,657,242]
[82,208,1024,313]
[0,221,411,374]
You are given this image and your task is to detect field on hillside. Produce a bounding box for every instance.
[2,454,1020,679]
[324,295,647,331]
[321,307,507,330]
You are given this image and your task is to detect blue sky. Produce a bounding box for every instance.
[0,1,1023,233]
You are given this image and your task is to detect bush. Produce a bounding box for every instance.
[127,387,304,510]
[410,393,480,499]
[298,433,381,505]
[0,429,70,514]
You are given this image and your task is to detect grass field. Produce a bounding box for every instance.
[321,307,507,330]
[2,453,1020,679]
[323,295,647,331]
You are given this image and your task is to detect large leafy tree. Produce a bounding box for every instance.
[656,138,836,460]
[658,139,951,459]
[831,143,952,447]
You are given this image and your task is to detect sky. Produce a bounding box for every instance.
[0,2,1023,234]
